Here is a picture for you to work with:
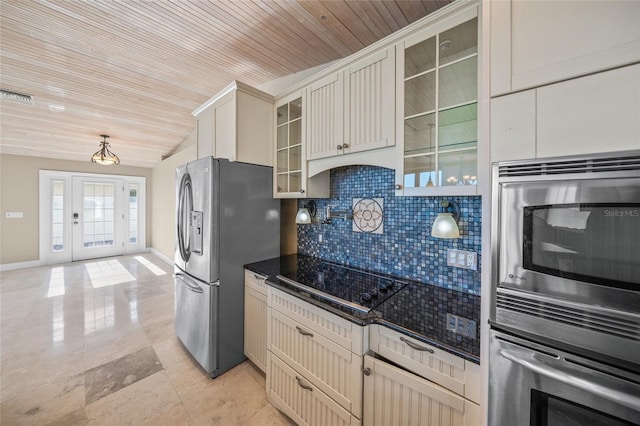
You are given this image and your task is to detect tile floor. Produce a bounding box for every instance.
[0,254,295,425]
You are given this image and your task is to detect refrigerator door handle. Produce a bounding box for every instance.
[175,273,204,294]
[177,173,193,262]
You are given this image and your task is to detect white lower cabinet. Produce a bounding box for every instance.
[266,287,364,424]
[363,355,480,426]
[267,352,361,426]
[369,324,480,404]
[244,270,268,372]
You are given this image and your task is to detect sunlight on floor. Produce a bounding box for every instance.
[86,259,135,288]
[134,256,167,276]
[47,267,66,297]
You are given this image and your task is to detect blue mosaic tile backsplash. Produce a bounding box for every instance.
[297,166,482,295]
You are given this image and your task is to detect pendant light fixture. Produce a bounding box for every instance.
[91,134,120,165]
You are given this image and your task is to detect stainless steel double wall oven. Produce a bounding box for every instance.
[489,151,640,426]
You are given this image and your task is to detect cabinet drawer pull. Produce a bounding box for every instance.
[400,336,434,353]
[296,326,314,337]
[296,376,313,391]
[253,274,263,281]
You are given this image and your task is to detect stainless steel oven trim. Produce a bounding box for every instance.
[489,329,640,426]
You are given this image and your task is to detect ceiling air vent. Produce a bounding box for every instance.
[1,89,34,105]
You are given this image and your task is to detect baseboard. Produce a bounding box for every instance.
[0,259,42,272]
[149,248,173,266]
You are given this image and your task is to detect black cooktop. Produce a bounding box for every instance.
[276,255,406,313]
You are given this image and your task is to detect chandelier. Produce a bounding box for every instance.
[91,134,120,165]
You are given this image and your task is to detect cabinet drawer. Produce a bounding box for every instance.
[268,287,365,355]
[268,308,363,416]
[244,269,268,295]
[370,325,473,398]
[267,352,361,426]
[363,355,479,426]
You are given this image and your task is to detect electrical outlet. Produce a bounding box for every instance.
[446,313,477,340]
[447,249,477,270]
[318,234,323,243]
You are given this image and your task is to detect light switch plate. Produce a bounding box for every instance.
[5,211,23,219]
[447,249,477,270]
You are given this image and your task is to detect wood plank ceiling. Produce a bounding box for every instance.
[0,0,450,168]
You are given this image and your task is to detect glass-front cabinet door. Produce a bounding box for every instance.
[275,94,304,198]
[396,9,479,196]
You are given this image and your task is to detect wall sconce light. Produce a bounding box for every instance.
[295,200,317,224]
[431,200,461,239]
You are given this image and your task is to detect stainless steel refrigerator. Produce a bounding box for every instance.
[174,156,280,378]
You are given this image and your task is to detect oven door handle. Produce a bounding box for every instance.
[500,348,640,412]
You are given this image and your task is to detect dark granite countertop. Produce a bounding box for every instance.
[245,254,480,364]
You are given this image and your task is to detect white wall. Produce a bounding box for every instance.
[150,145,197,261]
[0,154,152,266]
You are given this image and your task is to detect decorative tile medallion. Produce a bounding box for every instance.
[352,198,384,234]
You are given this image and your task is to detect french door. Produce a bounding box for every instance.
[39,171,146,264]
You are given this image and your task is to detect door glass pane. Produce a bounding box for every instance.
[405,113,436,155]
[277,104,288,126]
[289,172,302,193]
[51,180,65,251]
[290,98,302,120]
[290,119,302,146]
[83,182,116,248]
[439,19,478,66]
[438,103,477,150]
[404,156,437,188]
[405,36,436,77]
[276,174,288,194]
[290,146,302,171]
[277,125,287,149]
[405,72,436,117]
[277,150,288,173]
[440,151,477,187]
[439,56,477,109]
[129,185,138,244]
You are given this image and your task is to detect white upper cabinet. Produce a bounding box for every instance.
[490,0,640,163]
[274,91,330,199]
[395,6,479,196]
[194,81,273,167]
[343,47,396,155]
[306,47,396,162]
[491,0,640,96]
[306,72,344,161]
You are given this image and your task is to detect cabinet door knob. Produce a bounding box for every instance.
[337,145,343,150]
[363,367,372,376]
[395,184,402,190]
[300,189,305,194]
[342,143,349,149]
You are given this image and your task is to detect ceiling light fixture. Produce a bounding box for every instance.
[91,134,120,165]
